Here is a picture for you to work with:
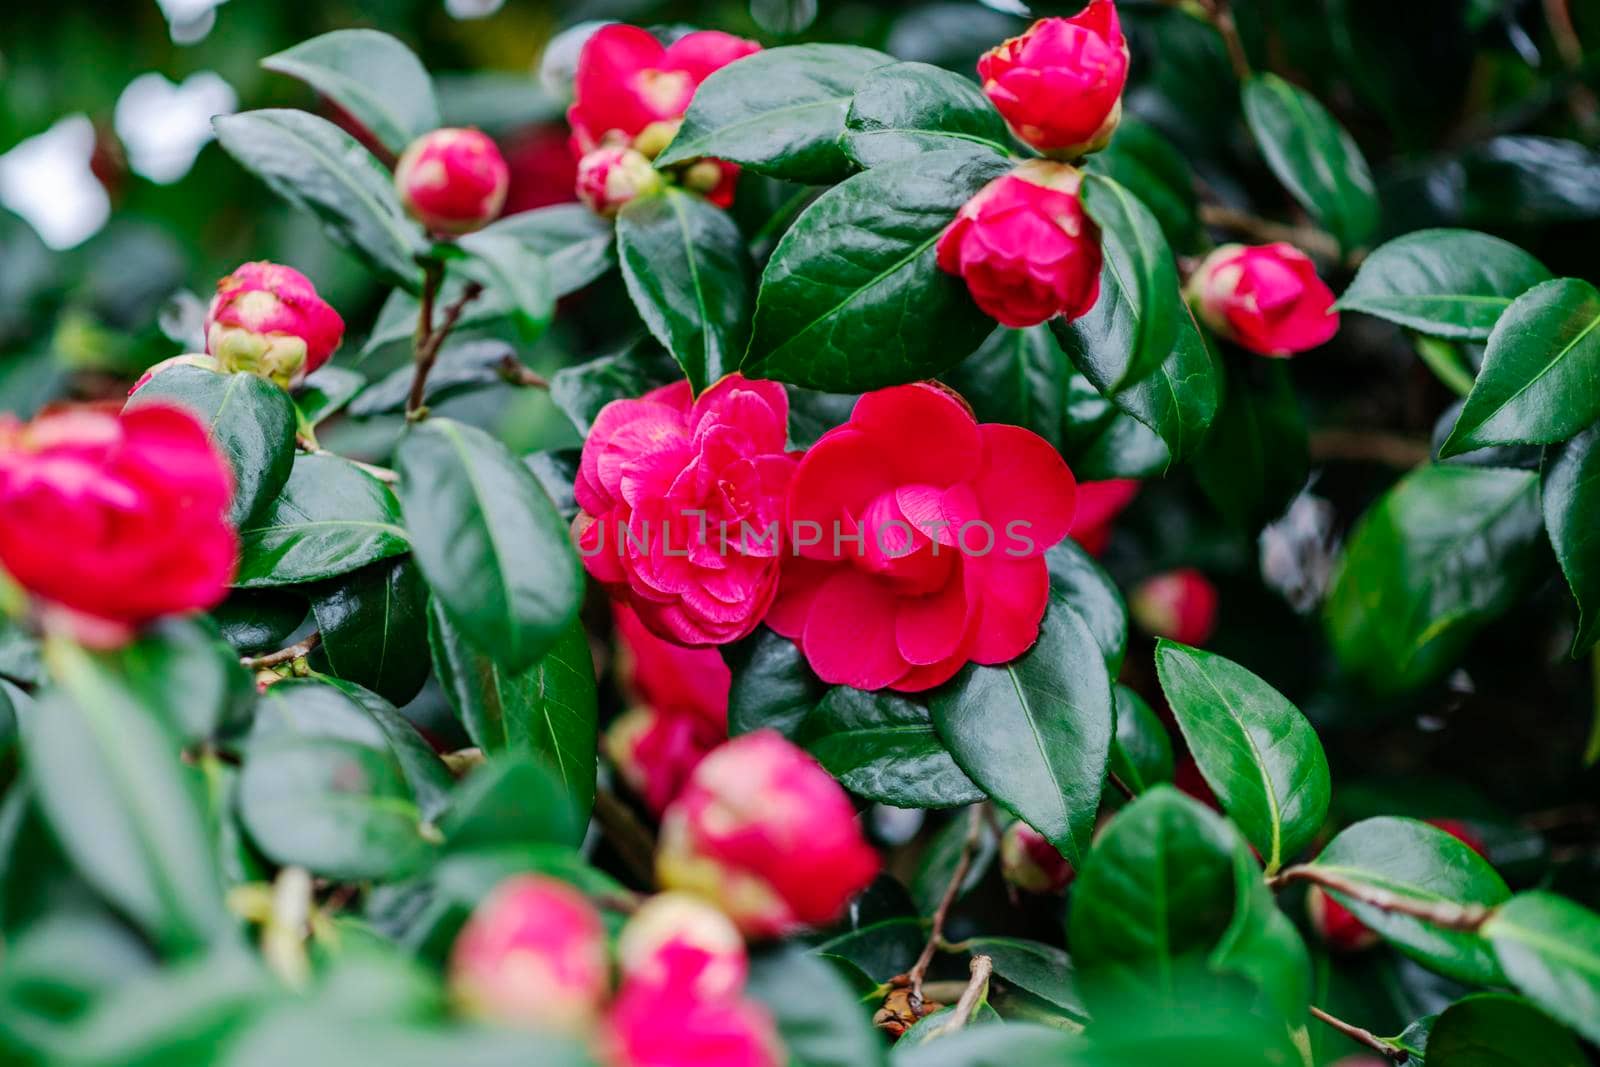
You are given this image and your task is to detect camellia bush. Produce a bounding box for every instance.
[5,1,1600,1065]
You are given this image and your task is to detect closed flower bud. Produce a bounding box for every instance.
[656,731,879,938]
[601,984,783,1067]
[204,262,344,389]
[577,146,663,218]
[617,892,747,1002]
[1000,820,1074,894]
[395,128,510,235]
[978,1,1129,159]
[449,875,610,1032]
[936,161,1102,328]
[1187,243,1339,357]
[1131,568,1219,646]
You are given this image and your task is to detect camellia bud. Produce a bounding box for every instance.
[656,731,880,938]
[1187,243,1339,357]
[395,127,511,235]
[577,146,663,218]
[1130,568,1219,646]
[936,160,1102,328]
[1000,820,1075,894]
[617,892,747,1002]
[601,984,784,1067]
[448,875,610,1032]
[978,0,1129,159]
[204,262,345,389]
[631,120,682,161]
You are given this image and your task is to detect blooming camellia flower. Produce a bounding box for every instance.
[978,0,1129,159]
[204,262,345,389]
[1000,820,1075,894]
[1131,568,1219,646]
[0,404,235,648]
[449,875,611,1032]
[573,376,797,648]
[936,160,1103,329]
[616,892,748,1002]
[1188,243,1340,357]
[1068,478,1139,556]
[577,145,664,218]
[657,731,879,937]
[395,128,511,235]
[769,383,1078,692]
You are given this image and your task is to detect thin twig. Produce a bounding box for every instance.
[406,266,485,420]
[1107,770,1137,800]
[497,355,550,390]
[1205,0,1252,81]
[1269,866,1494,931]
[592,788,658,888]
[1309,1006,1405,1061]
[241,631,321,670]
[909,806,984,1013]
[1309,429,1431,469]
[1199,204,1342,262]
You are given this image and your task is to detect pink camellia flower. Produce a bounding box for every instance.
[0,404,235,648]
[1131,568,1219,646]
[1068,479,1139,556]
[1188,243,1339,357]
[1000,820,1075,894]
[449,875,611,1032]
[204,262,345,389]
[657,731,880,937]
[768,383,1078,692]
[601,983,783,1067]
[573,375,797,648]
[577,145,664,218]
[617,892,748,1002]
[978,1,1129,159]
[395,128,511,235]
[936,161,1102,329]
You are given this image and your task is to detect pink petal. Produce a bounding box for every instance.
[973,424,1077,556]
[800,568,909,690]
[969,555,1050,664]
[849,384,981,486]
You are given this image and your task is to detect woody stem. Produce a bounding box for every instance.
[1267,866,1495,931]
[908,805,984,1013]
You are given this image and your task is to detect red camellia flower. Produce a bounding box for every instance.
[768,383,1078,692]
[978,0,1129,159]
[0,404,235,648]
[395,127,511,235]
[1131,568,1219,646]
[936,160,1103,328]
[449,875,611,1032]
[656,731,880,937]
[577,145,663,218]
[1068,478,1139,556]
[502,123,580,213]
[602,983,782,1067]
[616,892,747,1003]
[1188,242,1340,357]
[1000,820,1075,894]
[204,261,345,389]
[573,375,797,648]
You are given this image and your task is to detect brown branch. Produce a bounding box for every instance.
[592,788,658,888]
[1206,0,1252,82]
[497,355,550,390]
[406,264,484,421]
[241,631,321,670]
[1309,1006,1405,1061]
[1269,866,1494,931]
[1546,0,1584,69]
[945,955,994,1033]
[909,806,984,1012]
[1199,203,1342,262]
[1309,429,1431,469]
[1108,770,1137,801]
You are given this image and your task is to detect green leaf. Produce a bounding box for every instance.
[211,590,309,655]
[125,366,296,528]
[1154,641,1330,873]
[1061,369,1171,480]
[1542,426,1600,656]
[746,944,889,1067]
[930,596,1114,866]
[842,61,1012,168]
[261,30,440,157]
[657,44,894,184]
[910,813,998,915]
[1426,993,1586,1067]
[616,189,752,393]
[1307,816,1512,984]
[297,365,366,428]
[395,418,582,673]
[439,755,583,851]
[1441,278,1600,456]
[350,340,516,416]
[213,110,427,288]
[1483,891,1600,1045]
[746,148,1010,391]
[1192,354,1308,530]
[310,558,431,707]
[428,605,597,825]
[1242,73,1379,251]
[815,917,926,982]
[945,326,1068,451]
[548,339,680,436]
[1108,684,1174,796]
[964,937,1086,1019]
[1084,119,1202,253]
[1078,174,1182,389]
[1209,838,1310,1023]
[226,1012,593,1067]
[455,231,555,340]
[725,627,826,738]
[889,1023,1079,1067]
[89,618,255,745]
[1044,538,1128,674]
[1323,465,1543,694]
[236,453,410,588]
[1336,229,1552,339]
[486,204,617,298]
[798,687,983,809]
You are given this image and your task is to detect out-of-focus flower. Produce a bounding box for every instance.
[502,124,580,213]
[616,892,747,1002]
[601,983,783,1067]
[1000,820,1075,893]
[1131,569,1219,646]
[1068,479,1139,556]
[577,146,663,217]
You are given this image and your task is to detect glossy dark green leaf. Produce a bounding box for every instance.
[1483,891,1600,1044]
[1336,229,1552,339]
[1077,174,1182,389]
[842,61,1012,168]
[1192,354,1308,530]
[310,557,431,706]
[1323,465,1542,694]
[526,450,578,523]
[910,811,998,915]
[1108,685,1174,796]
[745,148,1011,391]
[725,626,826,738]
[930,596,1114,866]
[746,944,888,1067]
[209,589,308,656]
[616,189,752,393]
[798,686,982,809]
[1242,73,1379,251]
[236,453,410,588]
[1440,278,1600,456]
[945,326,1068,451]
[965,937,1086,1019]
[814,917,926,982]
[1307,816,1511,984]
[454,231,554,341]
[125,366,296,528]
[888,1023,1079,1067]
[1060,368,1171,480]
[439,754,583,851]
[1209,838,1310,1023]
[657,44,893,183]
[1085,120,1202,253]
[1155,640,1330,873]
[1044,538,1128,674]
[1542,426,1600,656]
[262,30,439,156]
[213,110,427,288]
[1426,993,1586,1067]
[428,606,597,824]
[89,617,255,745]
[486,204,616,298]
[297,365,366,428]
[0,622,43,686]
[548,339,679,436]
[394,417,582,673]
